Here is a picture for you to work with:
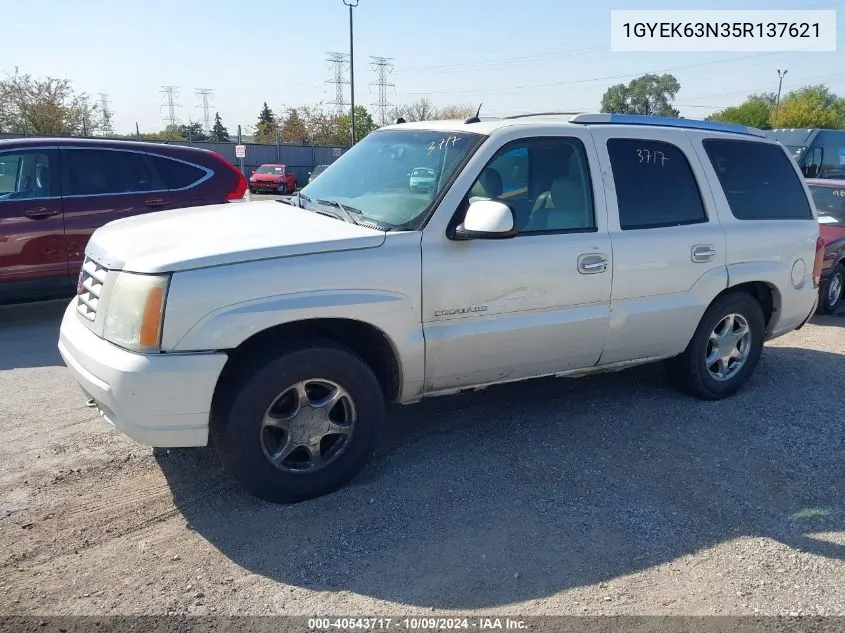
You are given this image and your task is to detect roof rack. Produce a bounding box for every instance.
[568,113,767,137]
[503,111,586,120]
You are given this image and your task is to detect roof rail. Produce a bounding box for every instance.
[568,113,768,137]
[503,111,586,120]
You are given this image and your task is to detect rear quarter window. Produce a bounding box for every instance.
[150,155,207,190]
[702,139,813,220]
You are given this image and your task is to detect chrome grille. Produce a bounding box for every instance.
[76,257,108,321]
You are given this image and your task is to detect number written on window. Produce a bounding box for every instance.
[427,136,462,155]
[636,148,669,166]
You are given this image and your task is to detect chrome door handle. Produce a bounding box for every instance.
[578,253,608,274]
[691,244,716,263]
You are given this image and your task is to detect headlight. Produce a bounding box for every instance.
[103,272,170,352]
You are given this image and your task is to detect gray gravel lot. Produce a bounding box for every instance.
[0,300,843,616]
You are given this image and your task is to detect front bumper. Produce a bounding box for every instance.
[57,301,228,447]
[250,181,285,191]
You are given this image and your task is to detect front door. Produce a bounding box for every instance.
[60,147,172,276]
[421,133,613,393]
[0,147,68,301]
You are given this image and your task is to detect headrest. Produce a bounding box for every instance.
[550,176,584,208]
[471,167,503,199]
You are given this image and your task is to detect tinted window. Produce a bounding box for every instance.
[607,139,706,230]
[0,150,57,200]
[64,149,157,196]
[809,185,845,226]
[151,155,206,189]
[465,138,595,233]
[703,139,813,220]
[818,145,845,179]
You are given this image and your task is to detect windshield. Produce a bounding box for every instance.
[787,146,806,161]
[256,165,283,174]
[809,185,845,226]
[299,128,485,230]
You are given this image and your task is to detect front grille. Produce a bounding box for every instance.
[76,257,108,322]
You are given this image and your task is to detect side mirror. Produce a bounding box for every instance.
[454,200,517,240]
[250,170,255,175]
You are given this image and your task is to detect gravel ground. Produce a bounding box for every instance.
[0,300,843,617]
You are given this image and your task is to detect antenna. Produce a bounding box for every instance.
[464,102,483,124]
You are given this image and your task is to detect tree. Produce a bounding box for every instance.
[708,93,775,130]
[337,105,377,142]
[600,73,681,117]
[177,121,208,142]
[435,104,475,120]
[388,101,475,123]
[254,101,278,143]
[0,69,102,136]
[279,107,309,143]
[774,85,845,129]
[210,112,230,141]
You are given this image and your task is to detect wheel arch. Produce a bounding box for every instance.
[712,281,779,334]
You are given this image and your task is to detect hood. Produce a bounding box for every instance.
[84,200,386,274]
[251,172,284,182]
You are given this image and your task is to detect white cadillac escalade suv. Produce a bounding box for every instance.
[58,113,822,503]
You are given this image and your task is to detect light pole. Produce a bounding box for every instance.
[343,0,359,146]
[774,69,788,128]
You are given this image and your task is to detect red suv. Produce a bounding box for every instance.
[0,138,248,303]
[249,164,297,194]
[807,178,845,313]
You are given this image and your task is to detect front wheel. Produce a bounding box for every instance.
[665,292,765,400]
[817,264,844,314]
[213,341,386,503]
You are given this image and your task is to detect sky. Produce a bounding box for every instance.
[3,0,844,134]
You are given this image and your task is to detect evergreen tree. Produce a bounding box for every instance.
[210,112,230,141]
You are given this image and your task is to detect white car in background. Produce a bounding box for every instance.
[409,167,436,192]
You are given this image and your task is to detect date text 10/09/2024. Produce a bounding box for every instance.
[308,618,528,630]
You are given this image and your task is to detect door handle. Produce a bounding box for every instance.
[24,207,59,219]
[144,198,169,208]
[691,244,716,263]
[578,253,608,274]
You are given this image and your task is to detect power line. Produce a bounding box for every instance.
[195,89,214,133]
[98,93,113,136]
[369,56,395,126]
[159,85,181,127]
[325,52,350,115]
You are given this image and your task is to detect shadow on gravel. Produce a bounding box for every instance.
[159,344,843,609]
[0,299,67,370]
[810,309,845,329]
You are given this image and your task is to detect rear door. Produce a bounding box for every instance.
[60,147,173,277]
[587,127,728,364]
[0,147,67,300]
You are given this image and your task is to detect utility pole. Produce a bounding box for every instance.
[325,52,350,115]
[343,0,359,145]
[195,88,214,134]
[159,86,182,128]
[774,69,788,129]
[370,56,395,127]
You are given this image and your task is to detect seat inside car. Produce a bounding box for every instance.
[529,152,592,231]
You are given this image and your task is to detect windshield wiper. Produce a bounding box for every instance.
[316,199,362,225]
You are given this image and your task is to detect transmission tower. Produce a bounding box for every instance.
[195,88,214,133]
[98,93,114,136]
[325,52,350,115]
[159,86,182,127]
[369,57,395,126]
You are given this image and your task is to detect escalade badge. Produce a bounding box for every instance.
[434,305,488,318]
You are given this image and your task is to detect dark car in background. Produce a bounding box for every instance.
[0,137,248,304]
[768,129,845,180]
[307,164,330,184]
[807,178,845,313]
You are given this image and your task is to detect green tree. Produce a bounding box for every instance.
[774,84,845,129]
[254,101,279,143]
[708,93,775,129]
[337,105,377,142]
[210,111,230,141]
[601,73,681,117]
[0,68,101,135]
[177,121,208,141]
[280,107,309,143]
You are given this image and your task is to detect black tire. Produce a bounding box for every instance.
[212,340,385,503]
[248,187,256,194]
[817,264,844,314]
[664,292,765,400]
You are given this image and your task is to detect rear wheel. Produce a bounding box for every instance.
[818,264,844,314]
[213,341,385,503]
[665,292,765,400]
